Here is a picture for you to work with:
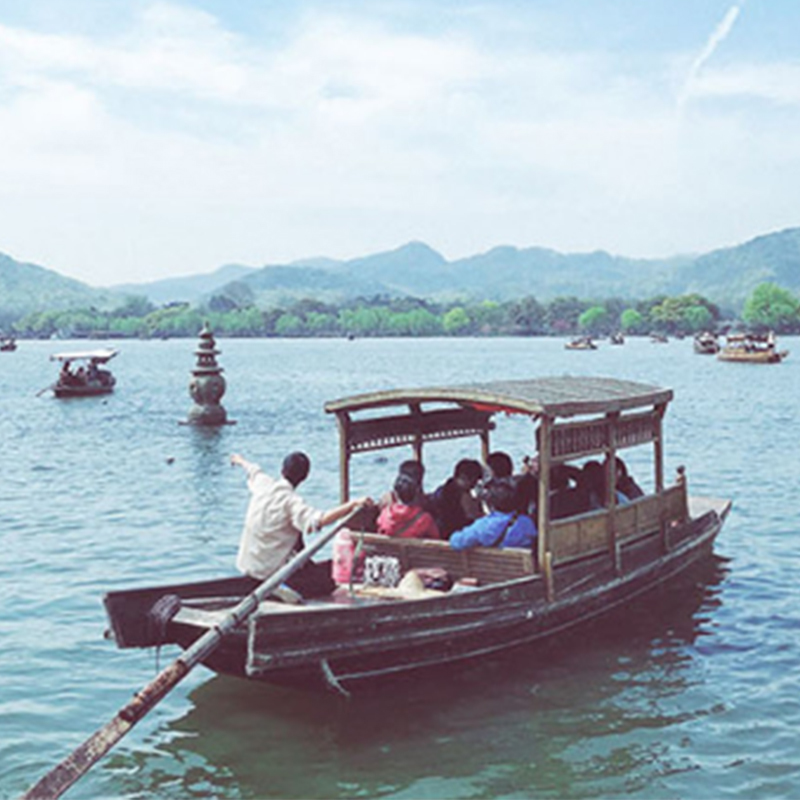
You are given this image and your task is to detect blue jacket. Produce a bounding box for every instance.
[450,511,537,550]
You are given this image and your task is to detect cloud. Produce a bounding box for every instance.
[678,2,745,111]
[0,2,798,284]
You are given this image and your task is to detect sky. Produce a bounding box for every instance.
[1,0,799,286]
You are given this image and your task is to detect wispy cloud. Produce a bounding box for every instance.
[678,2,745,111]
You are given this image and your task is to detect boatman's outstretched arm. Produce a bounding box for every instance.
[230,453,255,472]
[319,496,373,529]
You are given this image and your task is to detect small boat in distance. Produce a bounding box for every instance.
[0,336,16,352]
[49,349,119,397]
[609,332,625,345]
[564,336,597,350]
[104,376,730,693]
[650,332,668,343]
[693,331,720,355]
[717,332,788,364]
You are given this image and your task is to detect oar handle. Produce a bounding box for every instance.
[19,503,366,800]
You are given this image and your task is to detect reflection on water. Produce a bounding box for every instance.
[106,559,729,800]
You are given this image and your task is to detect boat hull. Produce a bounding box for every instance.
[104,507,726,691]
[53,379,115,398]
[717,349,787,363]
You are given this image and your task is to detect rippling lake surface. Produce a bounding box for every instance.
[3,335,800,799]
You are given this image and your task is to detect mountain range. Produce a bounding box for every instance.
[3,226,800,324]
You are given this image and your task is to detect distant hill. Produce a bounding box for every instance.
[3,226,800,322]
[0,252,123,328]
[208,228,799,311]
[109,263,257,305]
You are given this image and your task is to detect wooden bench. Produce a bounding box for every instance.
[352,532,535,585]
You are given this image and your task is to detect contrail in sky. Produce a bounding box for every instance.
[678,2,745,110]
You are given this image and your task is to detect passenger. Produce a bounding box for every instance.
[60,360,72,385]
[377,474,441,540]
[431,458,484,539]
[379,459,428,510]
[613,457,644,499]
[487,450,536,515]
[580,460,631,508]
[486,451,513,479]
[450,478,537,551]
[549,463,587,518]
[231,451,372,598]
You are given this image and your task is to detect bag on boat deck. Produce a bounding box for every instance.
[363,555,402,588]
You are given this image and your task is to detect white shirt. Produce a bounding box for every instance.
[236,464,323,580]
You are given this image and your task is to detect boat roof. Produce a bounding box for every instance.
[50,348,119,363]
[326,376,672,419]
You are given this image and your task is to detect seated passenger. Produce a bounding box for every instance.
[488,450,537,515]
[379,459,429,510]
[580,460,631,509]
[377,474,441,540]
[431,458,484,539]
[450,478,537,550]
[613,457,644,500]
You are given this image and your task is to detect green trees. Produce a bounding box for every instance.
[742,283,800,331]
[578,306,610,336]
[16,283,799,338]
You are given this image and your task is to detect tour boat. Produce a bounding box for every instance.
[49,349,118,397]
[717,332,788,364]
[564,336,597,350]
[104,376,730,693]
[693,332,720,355]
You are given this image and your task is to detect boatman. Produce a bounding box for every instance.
[231,452,372,598]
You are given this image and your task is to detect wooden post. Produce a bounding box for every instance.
[336,413,350,503]
[654,405,666,494]
[606,412,620,573]
[410,403,424,463]
[536,416,552,587]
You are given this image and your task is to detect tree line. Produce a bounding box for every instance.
[8,282,798,339]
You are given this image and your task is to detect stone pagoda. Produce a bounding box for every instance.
[185,323,232,426]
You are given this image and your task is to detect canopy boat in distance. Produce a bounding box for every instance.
[564,336,597,350]
[693,331,720,355]
[717,332,788,363]
[104,376,731,693]
[49,348,118,397]
[0,336,16,352]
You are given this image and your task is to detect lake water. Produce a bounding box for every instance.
[2,335,800,800]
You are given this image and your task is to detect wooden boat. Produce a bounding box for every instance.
[693,332,719,355]
[717,332,788,364]
[650,332,668,343]
[104,377,730,692]
[49,348,118,397]
[0,336,16,351]
[609,332,625,345]
[564,336,597,350]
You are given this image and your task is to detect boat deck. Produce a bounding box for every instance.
[172,495,731,630]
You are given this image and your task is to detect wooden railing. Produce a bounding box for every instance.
[548,482,688,565]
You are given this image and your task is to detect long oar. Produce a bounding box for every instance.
[20,505,364,800]
[35,385,54,397]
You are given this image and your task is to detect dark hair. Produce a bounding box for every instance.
[485,477,517,513]
[399,460,424,487]
[394,474,420,505]
[454,458,483,485]
[487,451,513,479]
[282,451,310,487]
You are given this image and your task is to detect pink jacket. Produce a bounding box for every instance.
[377,503,441,540]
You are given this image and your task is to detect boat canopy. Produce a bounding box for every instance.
[50,348,119,363]
[326,376,673,504]
[325,377,672,419]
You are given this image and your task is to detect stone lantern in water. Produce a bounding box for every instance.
[186,323,232,426]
